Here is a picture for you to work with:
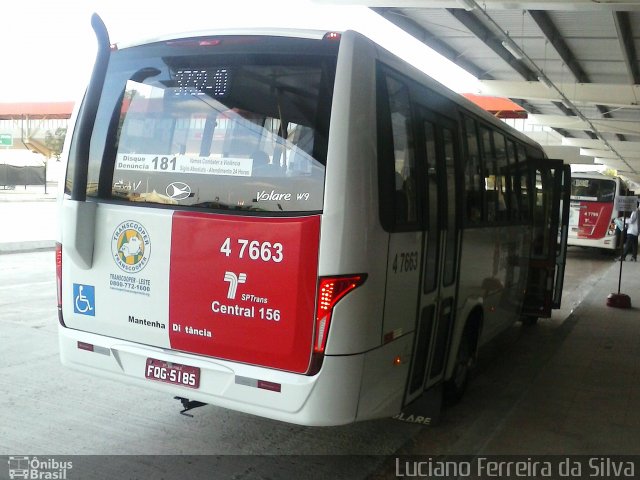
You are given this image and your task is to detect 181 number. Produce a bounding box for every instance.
[151,156,176,171]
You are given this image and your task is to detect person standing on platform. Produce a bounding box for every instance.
[618,202,639,261]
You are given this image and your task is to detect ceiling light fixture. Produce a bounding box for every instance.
[502,40,524,60]
[537,75,554,89]
[457,0,477,11]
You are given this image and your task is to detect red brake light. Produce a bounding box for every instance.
[197,39,222,46]
[166,37,261,48]
[166,38,222,47]
[323,32,342,41]
[314,275,366,354]
[56,243,62,306]
[56,243,65,326]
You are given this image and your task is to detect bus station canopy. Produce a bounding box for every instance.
[320,0,640,185]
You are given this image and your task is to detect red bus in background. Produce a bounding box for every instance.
[568,172,628,250]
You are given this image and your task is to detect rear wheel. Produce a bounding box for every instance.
[443,329,474,405]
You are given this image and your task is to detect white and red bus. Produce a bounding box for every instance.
[568,172,628,250]
[56,16,569,426]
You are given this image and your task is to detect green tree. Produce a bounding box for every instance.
[45,127,67,160]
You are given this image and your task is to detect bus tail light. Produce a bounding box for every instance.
[323,32,342,42]
[309,274,366,375]
[55,243,66,327]
[166,37,259,48]
[166,38,222,47]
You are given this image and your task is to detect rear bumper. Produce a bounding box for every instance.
[567,234,617,249]
[58,325,364,426]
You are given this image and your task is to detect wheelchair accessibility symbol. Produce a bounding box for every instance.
[73,284,95,316]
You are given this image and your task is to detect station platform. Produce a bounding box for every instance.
[0,187,57,253]
[380,255,640,463]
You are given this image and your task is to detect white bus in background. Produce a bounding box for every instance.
[568,172,629,250]
[56,15,569,426]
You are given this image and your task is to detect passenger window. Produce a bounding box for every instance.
[463,117,483,224]
[442,127,457,287]
[386,76,418,227]
[517,144,531,221]
[506,139,521,221]
[423,121,438,294]
[480,127,498,223]
[494,133,508,222]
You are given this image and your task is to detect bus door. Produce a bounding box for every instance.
[553,163,570,308]
[404,109,460,406]
[522,159,570,317]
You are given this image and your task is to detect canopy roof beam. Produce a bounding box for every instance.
[614,11,640,85]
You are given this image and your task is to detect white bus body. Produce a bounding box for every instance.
[57,20,568,426]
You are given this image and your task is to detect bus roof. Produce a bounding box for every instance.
[114,26,543,154]
[115,27,334,50]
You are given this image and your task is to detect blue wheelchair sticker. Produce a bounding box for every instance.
[73,283,95,316]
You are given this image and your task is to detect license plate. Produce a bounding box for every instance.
[145,358,200,389]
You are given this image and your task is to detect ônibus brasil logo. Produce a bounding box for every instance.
[111,220,151,273]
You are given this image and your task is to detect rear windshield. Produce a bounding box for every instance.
[74,36,337,213]
[570,177,616,202]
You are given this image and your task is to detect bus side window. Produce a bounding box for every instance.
[463,116,483,225]
[480,126,497,223]
[494,132,509,222]
[386,76,418,228]
[517,143,530,221]
[506,139,521,221]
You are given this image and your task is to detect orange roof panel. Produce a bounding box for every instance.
[463,94,527,119]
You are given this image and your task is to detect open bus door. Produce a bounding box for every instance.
[522,159,570,319]
[553,163,571,308]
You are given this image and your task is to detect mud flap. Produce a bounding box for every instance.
[392,384,443,426]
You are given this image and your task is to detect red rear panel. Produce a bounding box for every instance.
[169,212,320,373]
[575,202,614,238]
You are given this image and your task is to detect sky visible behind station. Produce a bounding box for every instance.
[0,0,479,103]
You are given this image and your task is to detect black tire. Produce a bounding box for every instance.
[443,330,474,405]
[521,315,538,326]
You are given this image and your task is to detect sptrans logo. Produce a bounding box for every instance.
[224,271,247,299]
[111,220,151,273]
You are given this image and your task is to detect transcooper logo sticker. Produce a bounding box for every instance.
[111,220,151,273]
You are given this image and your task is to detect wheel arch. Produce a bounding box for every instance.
[445,300,483,382]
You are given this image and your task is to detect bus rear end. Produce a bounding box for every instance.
[568,174,620,250]
[57,26,370,425]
